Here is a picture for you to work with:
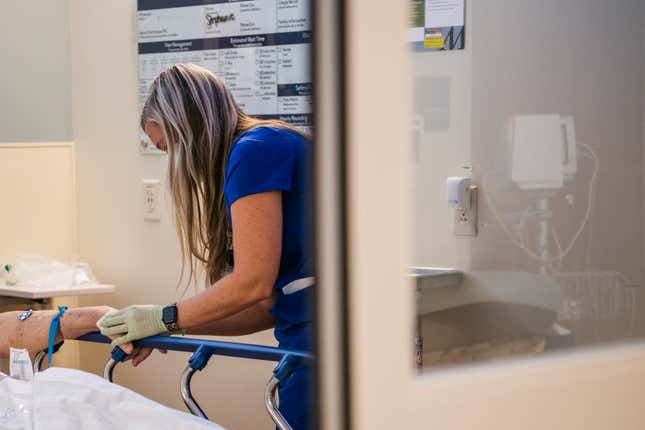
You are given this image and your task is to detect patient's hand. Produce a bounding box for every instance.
[106,336,135,355]
[127,347,167,367]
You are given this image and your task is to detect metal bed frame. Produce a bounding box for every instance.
[34,333,313,430]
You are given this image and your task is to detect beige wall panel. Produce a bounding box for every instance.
[0,144,78,372]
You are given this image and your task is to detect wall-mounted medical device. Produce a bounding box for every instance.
[508,114,577,190]
[446,176,472,209]
[447,176,478,236]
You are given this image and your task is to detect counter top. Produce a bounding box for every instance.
[409,267,464,290]
[413,269,562,315]
[0,283,115,300]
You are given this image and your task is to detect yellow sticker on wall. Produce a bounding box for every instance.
[423,29,444,49]
[424,36,445,49]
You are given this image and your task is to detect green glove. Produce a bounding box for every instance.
[97,305,169,347]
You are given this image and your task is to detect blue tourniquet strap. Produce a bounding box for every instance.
[47,306,68,366]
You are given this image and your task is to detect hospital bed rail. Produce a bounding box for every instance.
[34,332,313,430]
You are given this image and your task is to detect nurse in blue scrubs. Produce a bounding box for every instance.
[98,63,313,429]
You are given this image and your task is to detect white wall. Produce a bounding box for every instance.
[411,5,473,269]
[469,0,644,282]
[69,2,275,429]
[0,1,71,142]
[414,1,645,279]
[0,143,79,371]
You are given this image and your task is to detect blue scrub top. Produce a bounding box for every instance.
[224,125,313,350]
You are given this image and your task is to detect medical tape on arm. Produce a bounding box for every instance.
[47,306,68,367]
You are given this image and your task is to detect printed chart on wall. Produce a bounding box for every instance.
[137,0,312,154]
[410,0,465,51]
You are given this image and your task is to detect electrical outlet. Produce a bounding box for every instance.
[143,179,161,222]
[454,186,478,236]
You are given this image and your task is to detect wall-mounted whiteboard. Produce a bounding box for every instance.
[137,0,312,154]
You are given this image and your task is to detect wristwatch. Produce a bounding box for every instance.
[162,304,180,332]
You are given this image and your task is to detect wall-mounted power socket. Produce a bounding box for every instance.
[143,179,161,222]
[454,186,478,236]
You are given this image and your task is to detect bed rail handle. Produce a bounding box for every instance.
[72,332,312,429]
[265,354,303,430]
[181,365,209,419]
[103,346,129,382]
[33,350,46,373]
[265,376,292,430]
[180,345,213,419]
[33,342,64,373]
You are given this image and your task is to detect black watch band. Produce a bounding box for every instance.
[162,304,179,332]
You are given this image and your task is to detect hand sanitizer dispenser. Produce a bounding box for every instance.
[446,177,471,209]
[447,176,478,236]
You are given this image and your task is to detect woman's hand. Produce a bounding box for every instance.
[89,306,135,355]
[97,305,169,346]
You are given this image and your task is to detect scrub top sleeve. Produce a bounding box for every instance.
[225,138,296,207]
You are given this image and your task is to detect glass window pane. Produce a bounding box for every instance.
[411,0,645,372]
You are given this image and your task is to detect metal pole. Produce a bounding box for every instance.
[415,288,424,372]
[537,196,552,273]
[264,376,293,430]
[180,366,208,419]
[103,358,118,382]
[33,350,46,373]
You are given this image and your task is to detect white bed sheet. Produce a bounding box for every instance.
[0,367,224,430]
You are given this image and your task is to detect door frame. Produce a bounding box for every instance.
[315,1,645,429]
[313,0,350,428]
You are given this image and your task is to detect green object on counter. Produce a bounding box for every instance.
[4,263,17,286]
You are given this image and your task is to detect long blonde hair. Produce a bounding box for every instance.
[140,63,305,286]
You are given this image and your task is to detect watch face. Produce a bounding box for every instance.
[162,305,177,324]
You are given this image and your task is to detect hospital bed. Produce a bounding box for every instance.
[34,333,313,430]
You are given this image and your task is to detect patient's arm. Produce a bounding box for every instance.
[0,306,120,359]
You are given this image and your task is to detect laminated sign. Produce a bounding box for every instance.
[137,0,313,153]
[410,0,465,52]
